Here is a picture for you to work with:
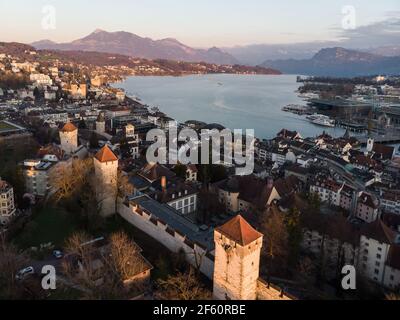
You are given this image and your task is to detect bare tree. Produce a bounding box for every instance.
[156,267,211,300]
[259,208,289,276]
[62,231,110,299]
[0,235,30,299]
[386,293,400,300]
[114,171,134,213]
[62,231,148,299]
[106,231,146,281]
[49,158,93,203]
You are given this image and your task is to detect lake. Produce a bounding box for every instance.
[114,74,345,140]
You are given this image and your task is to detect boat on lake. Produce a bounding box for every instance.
[306,114,335,127]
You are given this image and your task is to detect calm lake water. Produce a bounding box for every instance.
[115,74,345,140]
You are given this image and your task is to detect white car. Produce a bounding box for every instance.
[16,266,35,280]
[53,250,63,259]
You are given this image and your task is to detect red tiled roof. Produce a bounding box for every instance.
[216,215,262,246]
[95,145,118,163]
[361,219,397,244]
[373,143,394,160]
[60,122,77,132]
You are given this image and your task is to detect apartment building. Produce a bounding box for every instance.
[0,178,16,225]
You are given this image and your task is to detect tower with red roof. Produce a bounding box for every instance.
[59,122,78,154]
[94,145,118,217]
[213,215,263,300]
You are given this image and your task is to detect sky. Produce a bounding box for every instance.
[0,0,399,47]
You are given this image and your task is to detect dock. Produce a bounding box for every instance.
[358,134,400,145]
[335,121,367,133]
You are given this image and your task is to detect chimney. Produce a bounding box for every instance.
[161,176,167,191]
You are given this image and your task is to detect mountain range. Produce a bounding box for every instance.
[224,43,400,66]
[261,47,400,77]
[30,30,400,77]
[32,29,239,65]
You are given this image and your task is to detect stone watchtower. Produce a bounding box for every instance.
[59,122,78,154]
[213,215,263,300]
[94,145,118,217]
[96,112,106,134]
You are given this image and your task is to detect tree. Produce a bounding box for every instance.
[49,158,93,203]
[260,208,289,276]
[78,119,87,129]
[0,235,29,299]
[119,138,130,157]
[196,188,226,224]
[173,163,187,180]
[62,231,108,299]
[308,192,321,211]
[78,177,103,232]
[386,293,400,300]
[107,232,147,281]
[156,268,211,300]
[62,231,147,299]
[285,207,302,270]
[113,171,134,213]
[89,132,99,149]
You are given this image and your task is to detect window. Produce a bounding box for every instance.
[375,261,380,267]
[377,254,382,259]
[374,269,379,275]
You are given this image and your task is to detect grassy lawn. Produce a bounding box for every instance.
[14,207,80,250]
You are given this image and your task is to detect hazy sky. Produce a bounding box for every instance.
[0,0,399,47]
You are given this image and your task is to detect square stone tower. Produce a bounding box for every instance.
[94,145,118,217]
[213,215,263,300]
[59,122,78,154]
[96,112,106,134]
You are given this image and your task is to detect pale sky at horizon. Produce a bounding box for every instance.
[0,0,399,47]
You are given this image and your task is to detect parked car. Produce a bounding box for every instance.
[16,266,35,280]
[53,250,63,259]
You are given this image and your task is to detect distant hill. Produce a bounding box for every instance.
[0,42,280,77]
[0,42,36,55]
[32,29,239,65]
[367,46,400,57]
[261,47,400,77]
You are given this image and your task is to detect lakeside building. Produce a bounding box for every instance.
[308,98,373,117]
